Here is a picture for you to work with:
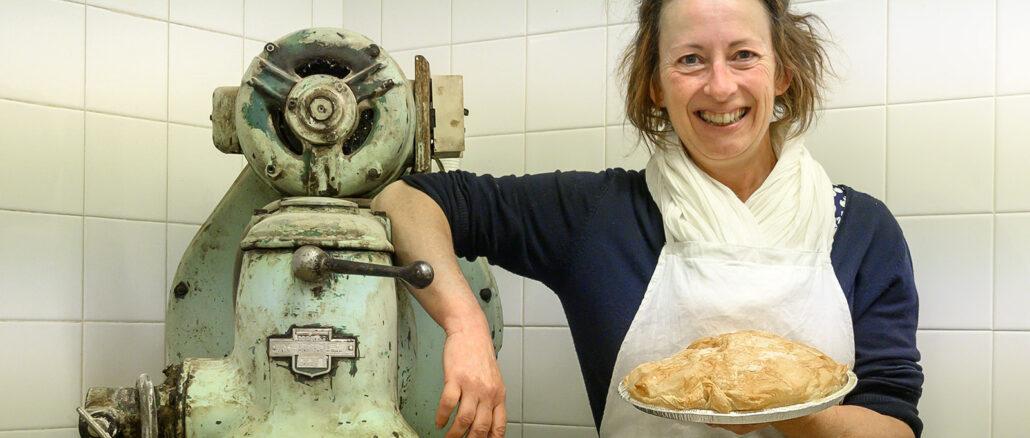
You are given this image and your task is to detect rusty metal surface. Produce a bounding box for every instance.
[211,87,241,154]
[236,28,415,198]
[165,166,281,363]
[412,55,433,174]
[240,198,393,251]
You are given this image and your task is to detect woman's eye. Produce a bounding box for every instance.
[681,54,701,65]
[735,50,757,61]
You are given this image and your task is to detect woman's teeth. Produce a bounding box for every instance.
[698,108,748,126]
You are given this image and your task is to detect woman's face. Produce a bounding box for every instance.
[653,0,789,164]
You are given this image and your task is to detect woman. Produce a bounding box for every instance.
[372,0,923,437]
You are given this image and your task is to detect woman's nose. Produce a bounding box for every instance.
[704,62,737,101]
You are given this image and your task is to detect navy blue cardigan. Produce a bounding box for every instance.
[402,168,923,436]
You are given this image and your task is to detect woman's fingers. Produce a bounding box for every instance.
[435,382,461,429]
[445,395,480,438]
[466,400,496,438]
[488,402,508,438]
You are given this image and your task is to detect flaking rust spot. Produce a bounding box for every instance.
[311,285,324,298]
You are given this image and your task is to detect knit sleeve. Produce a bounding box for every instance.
[841,194,924,437]
[399,169,613,285]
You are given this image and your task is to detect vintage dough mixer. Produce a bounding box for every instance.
[75,28,503,437]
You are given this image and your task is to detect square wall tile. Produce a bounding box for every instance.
[0,101,84,214]
[0,323,81,430]
[0,0,84,108]
[886,99,993,215]
[526,128,605,173]
[84,113,167,221]
[313,0,344,28]
[607,0,637,24]
[452,0,525,43]
[0,430,79,438]
[996,96,1030,212]
[527,28,606,131]
[888,0,994,103]
[453,38,526,136]
[794,0,886,108]
[343,0,382,43]
[807,106,886,200]
[0,212,83,321]
[170,0,244,35]
[523,327,593,426]
[498,327,523,422]
[995,214,1030,330]
[84,322,166,395]
[390,45,450,80]
[523,424,598,438]
[463,134,526,177]
[167,223,201,288]
[85,218,166,322]
[88,0,167,20]
[998,0,1030,95]
[607,23,636,126]
[917,330,991,438]
[524,279,567,326]
[994,332,1030,437]
[605,125,650,170]
[243,39,267,75]
[169,25,243,126]
[244,0,312,42]
[506,423,523,438]
[85,7,168,120]
[382,0,449,51]
[527,0,605,34]
[168,124,242,224]
[897,215,992,330]
[491,265,524,326]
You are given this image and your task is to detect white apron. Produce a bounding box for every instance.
[599,139,855,437]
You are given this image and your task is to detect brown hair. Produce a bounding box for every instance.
[620,0,832,149]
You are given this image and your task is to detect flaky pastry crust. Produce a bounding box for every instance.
[623,330,848,413]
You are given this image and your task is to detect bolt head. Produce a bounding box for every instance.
[309,97,335,122]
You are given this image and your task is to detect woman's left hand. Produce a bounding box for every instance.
[706,423,773,435]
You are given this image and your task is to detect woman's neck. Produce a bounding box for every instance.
[688,138,778,203]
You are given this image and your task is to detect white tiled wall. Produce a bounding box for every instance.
[1,0,1027,436]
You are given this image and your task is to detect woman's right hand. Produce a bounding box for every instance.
[436,324,507,438]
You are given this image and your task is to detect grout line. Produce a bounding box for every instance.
[917,328,995,333]
[165,0,172,301]
[80,0,89,404]
[0,319,165,325]
[81,2,245,38]
[522,2,529,421]
[0,208,198,226]
[883,0,890,205]
[893,211,998,219]
[0,96,213,127]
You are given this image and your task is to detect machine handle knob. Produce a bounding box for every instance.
[292,245,434,289]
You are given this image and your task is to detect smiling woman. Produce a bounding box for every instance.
[373,1,923,437]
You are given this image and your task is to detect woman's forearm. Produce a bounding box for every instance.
[371,180,488,335]
[776,405,914,438]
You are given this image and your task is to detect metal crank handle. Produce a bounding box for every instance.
[292,245,434,289]
[76,407,114,438]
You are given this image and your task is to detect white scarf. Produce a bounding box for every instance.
[644,137,836,252]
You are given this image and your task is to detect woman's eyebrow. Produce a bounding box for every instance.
[669,38,762,52]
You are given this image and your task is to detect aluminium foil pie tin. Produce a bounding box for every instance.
[618,370,858,425]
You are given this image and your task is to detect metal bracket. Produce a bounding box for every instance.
[412,55,433,173]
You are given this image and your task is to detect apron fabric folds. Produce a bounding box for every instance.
[599,138,855,437]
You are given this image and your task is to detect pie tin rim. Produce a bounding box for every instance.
[618,370,859,425]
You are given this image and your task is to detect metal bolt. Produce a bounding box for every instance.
[309,97,335,122]
[365,44,381,58]
[366,168,381,180]
[287,99,297,110]
[266,164,278,176]
[264,43,277,53]
[479,288,493,303]
[173,282,189,298]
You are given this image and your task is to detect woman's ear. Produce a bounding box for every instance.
[650,79,665,108]
[775,67,793,96]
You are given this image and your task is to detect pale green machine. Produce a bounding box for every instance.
[76,28,503,437]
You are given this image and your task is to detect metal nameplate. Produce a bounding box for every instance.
[268,327,357,378]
